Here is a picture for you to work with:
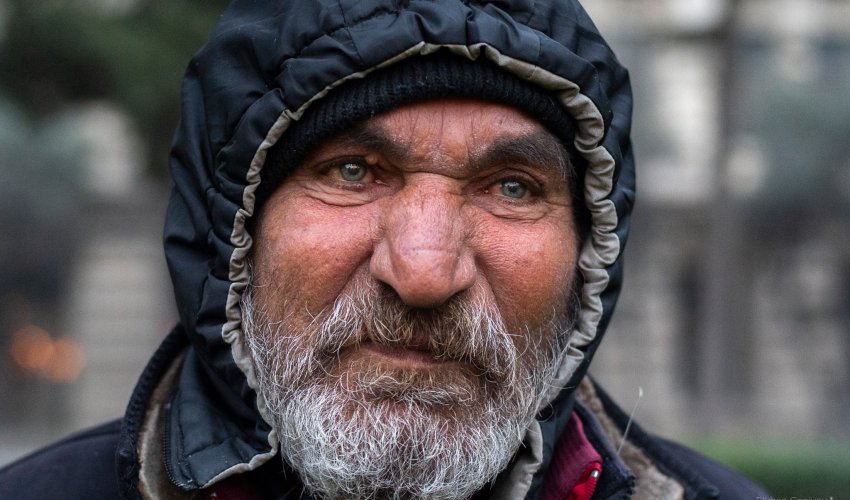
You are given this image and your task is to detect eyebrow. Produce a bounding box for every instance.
[327,123,409,161]
[327,122,571,179]
[471,130,571,181]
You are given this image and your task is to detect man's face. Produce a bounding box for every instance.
[245,99,581,499]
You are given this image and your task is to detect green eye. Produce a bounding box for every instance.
[339,162,367,181]
[500,180,527,199]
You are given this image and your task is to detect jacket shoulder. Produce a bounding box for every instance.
[0,420,123,500]
[651,437,769,499]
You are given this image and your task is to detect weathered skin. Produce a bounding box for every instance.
[253,99,580,376]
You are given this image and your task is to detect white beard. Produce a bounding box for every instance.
[242,279,576,500]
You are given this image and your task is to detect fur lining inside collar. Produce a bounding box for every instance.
[577,379,685,499]
[137,351,197,499]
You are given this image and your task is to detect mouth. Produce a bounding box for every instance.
[355,340,458,368]
[334,340,485,406]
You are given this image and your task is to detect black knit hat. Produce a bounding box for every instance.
[259,53,578,206]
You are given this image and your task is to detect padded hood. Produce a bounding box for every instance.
[158,0,634,493]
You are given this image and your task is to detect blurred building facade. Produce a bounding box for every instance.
[0,101,175,463]
[1,0,849,465]
[585,0,850,442]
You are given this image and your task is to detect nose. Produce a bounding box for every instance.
[370,182,476,308]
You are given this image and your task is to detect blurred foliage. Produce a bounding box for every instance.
[0,0,230,177]
[695,439,850,497]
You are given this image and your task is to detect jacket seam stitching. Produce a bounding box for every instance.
[282,8,395,61]
[279,0,482,62]
[173,388,194,486]
[336,0,365,66]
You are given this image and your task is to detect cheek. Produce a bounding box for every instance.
[253,193,375,315]
[476,219,578,331]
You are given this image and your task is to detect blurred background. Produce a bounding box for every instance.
[0,0,848,496]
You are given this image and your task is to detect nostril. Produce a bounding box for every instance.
[370,240,476,309]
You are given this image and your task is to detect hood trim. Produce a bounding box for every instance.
[210,42,620,487]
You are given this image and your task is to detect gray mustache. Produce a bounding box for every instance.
[308,283,520,382]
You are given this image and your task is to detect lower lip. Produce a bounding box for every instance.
[356,342,453,367]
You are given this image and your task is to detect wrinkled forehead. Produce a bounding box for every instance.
[308,99,566,167]
[367,98,544,136]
